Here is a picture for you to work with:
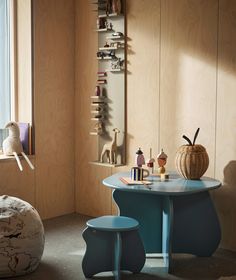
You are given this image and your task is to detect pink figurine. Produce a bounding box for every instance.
[135,148,145,168]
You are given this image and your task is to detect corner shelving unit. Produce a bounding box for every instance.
[90,0,126,167]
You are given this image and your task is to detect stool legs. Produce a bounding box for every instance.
[113,232,121,280]
[82,227,145,279]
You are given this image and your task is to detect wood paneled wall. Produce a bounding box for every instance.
[75,0,236,251]
[0,0,75,220]
[75,0,113,217]
[0,0,236,251]
[214,0,236,251]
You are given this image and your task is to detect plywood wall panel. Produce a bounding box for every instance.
[34,0,75,219]
[126,0,160,165]
[75,0,113,217]
[214,0,236,251]
[160,0,218,176]
[0,159,35,205]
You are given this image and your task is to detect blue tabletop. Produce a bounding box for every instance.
[103,172,221,196]
[87,215,139,231]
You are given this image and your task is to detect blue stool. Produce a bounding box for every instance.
[82,216,145,279]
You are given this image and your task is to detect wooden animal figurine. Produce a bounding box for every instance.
[100,128,120,164]
[2,122,34,171]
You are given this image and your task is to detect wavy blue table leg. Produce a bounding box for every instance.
[172,192,221,256]
[162,196,173,272]
[113,189,162,253]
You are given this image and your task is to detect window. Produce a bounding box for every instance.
[0,0,32,154]
[0,0,11,129]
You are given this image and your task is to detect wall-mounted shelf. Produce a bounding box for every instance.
[90,132,102,136]
[99,46,123,51]
[96,28,113,32]
[105,68,124,72]
[97,57,113,60]
[98,13,123,18]
[106,35,124,40]
[90,0,126,167]
[90,95,105,99]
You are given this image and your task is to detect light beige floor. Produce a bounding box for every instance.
[14,214,236,280]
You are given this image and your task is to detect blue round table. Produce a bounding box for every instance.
[103,172,221,272]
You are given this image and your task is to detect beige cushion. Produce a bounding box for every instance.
[0,195,44,278]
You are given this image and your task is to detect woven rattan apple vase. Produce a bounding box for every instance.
[175,128,209,180]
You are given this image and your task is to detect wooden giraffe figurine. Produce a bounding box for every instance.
[100,128,120,164]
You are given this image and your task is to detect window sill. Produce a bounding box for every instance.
[0,153,35,162]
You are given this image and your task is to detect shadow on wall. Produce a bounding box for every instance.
[213,161,236,250]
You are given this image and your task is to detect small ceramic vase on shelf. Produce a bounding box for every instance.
[157,149,167,174]
[95,86,100,97]
[135,148,145,168]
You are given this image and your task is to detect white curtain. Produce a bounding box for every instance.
[0,0,11,129]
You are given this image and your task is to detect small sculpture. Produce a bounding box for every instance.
[3,122,34,171]
[112,0,122,14]
[157,149,167,174]
[100,128,120,164]
[106,0,112,15]
[135,148,145,168]
[95,86,100,96]
[111,57,124,70]
[147,148,155,174]
[94,122,103,134]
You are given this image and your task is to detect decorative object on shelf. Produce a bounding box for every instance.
[104,41,110,48]
[111,57,124,70]
[135,148,145,168]
[2,122,34,171]
[157,149,167,174]
[94,121,103,134]
[97,17,106,29]
[0,195,44,278]
[100,128,120,164]
[112,0,122,14]
[110,41,122,48]
[147,148,155,174]
[95,85,101,96]
[175,128,209,180]
[106,0,112,15]
[112,31,123,37]
[131,166,149,181]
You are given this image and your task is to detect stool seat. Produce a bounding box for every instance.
[82,215,145,280]
[87,215,139,232]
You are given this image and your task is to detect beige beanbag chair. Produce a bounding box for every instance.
[0,195,44,278]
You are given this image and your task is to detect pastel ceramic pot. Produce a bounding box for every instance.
[175,144,209,180]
